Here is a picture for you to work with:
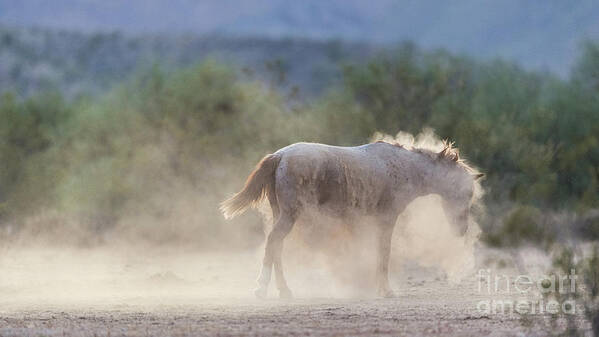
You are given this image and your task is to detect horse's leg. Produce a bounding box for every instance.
[255,213,295,298]
[376,218,396,298]
[266,188,291,298]
[273,246,292,299]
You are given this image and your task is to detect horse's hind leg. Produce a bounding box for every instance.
[255,213,295,299]
[274,247,292,298]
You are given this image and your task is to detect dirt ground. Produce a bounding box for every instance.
[0,299,527,337]
[0,246,566,336]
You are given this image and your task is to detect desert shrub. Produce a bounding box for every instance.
[0,62,305,247]
[577,212,599,240]
[533,245,599,336]
[0,91,73,217]
[485,206,553,248]
[2,40,599,248]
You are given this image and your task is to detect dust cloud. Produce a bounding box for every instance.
[0,129,483,305]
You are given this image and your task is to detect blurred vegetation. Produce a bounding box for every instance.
[0,30,598,248]
[0,26,378,99]
[530,245,599,336]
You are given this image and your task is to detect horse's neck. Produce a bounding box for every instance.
[390,151,449,199]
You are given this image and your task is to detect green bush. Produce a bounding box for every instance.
[1,40,599,248]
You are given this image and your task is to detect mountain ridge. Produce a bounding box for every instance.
[2,0,599,74]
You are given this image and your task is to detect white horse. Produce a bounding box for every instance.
[221,140,483,298]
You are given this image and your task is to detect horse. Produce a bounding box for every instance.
[220,140,483,298]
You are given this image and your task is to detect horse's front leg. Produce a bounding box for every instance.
[255,213,295,299]
[376,217,396,298]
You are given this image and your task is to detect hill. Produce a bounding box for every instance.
[1,0,599,74]
[0,26,379,98]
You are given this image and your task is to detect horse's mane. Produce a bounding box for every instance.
[375,139,479,174]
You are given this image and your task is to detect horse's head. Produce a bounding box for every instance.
[435,143,484,236]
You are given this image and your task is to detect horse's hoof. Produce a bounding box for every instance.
[279,288,293,299]
[254,287,267,299]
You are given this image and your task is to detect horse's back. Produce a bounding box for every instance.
[274,143,394,216]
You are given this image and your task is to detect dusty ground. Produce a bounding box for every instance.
[0,298,526,337]
[0,246,566,336]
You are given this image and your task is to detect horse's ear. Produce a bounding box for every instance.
[473,173,485,180]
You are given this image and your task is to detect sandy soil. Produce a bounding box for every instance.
[0,299,527,337]
[0,246,561,336]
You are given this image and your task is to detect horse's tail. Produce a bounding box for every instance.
[220,153,281,219]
